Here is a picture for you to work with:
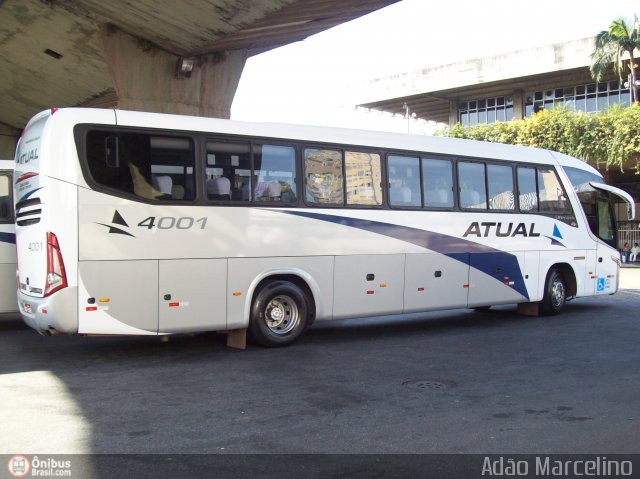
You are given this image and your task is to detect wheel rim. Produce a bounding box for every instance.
[551,276,565,309]
[264,294,300,335]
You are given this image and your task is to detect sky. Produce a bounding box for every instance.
[231,0,638,134]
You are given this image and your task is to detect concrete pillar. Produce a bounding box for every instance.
[0,124,20,160]
[100,26,247,119]
[511,90,524,121]
[449,100,459,127]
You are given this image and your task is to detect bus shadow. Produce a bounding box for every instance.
[301,299,618,347]
[306,306,539,343]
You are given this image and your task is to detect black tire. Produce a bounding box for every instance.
[248,280,309,347]
[540,268,566,315]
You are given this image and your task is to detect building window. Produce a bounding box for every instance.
[458,96,514,126]
[525,80,630,116]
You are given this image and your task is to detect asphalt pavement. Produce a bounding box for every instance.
[0,269,639,476]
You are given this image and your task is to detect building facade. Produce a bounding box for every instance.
[358,37,639,247]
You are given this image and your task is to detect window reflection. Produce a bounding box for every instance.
[304,148,344,205]
[487,164,514,210]
[345,151,382,206]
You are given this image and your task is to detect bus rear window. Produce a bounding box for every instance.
[85,130,195,201]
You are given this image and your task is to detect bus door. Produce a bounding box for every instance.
[589,183,635,295]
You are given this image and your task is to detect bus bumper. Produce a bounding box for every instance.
[18,287,78,335]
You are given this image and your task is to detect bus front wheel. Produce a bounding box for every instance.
[249,280,309,347]
[540,268,566,315]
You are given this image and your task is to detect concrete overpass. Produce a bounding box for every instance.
[0,0,399,158]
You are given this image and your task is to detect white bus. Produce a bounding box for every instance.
[0,159,17,313]
[13,108,635,347]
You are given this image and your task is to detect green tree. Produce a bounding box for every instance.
[590,15,640,102]
[437,104,640,173]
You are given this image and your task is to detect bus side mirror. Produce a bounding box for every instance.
[105,136,119,168]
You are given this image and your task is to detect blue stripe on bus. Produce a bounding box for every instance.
[281,210,529,300]
[17,187,42,204]
[0,232,16,245]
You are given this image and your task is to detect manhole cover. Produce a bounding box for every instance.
[403,379,456,391]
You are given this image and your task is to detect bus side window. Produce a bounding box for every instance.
[517,166,538,212]
[422,157,454,208]
[86,131,195,202]
[254,144,297,203]
[346,151,382,206]
[86,131,134,195]
[458,161,487,209]
[537,168,572,214]
[487,164,514,210]
[206,141,250,202]
[304,148,344,205]
[388,155,420,207]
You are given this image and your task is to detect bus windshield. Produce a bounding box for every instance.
[563,166,616,246]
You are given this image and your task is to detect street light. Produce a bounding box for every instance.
[403,102,416,133]
[175,57,196,79]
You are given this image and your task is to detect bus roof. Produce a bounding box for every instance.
[32,108,600,175]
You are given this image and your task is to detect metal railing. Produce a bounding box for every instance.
[618,222,640,251]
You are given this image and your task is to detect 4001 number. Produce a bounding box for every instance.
[137,216,208,230]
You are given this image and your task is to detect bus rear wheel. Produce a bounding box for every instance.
[540,268,566,315]
[249,280,309,347]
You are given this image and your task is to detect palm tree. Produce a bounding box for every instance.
[590,16,640,103]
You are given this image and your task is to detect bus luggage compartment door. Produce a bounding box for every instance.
[78,260,158,334]
[158,258,227,333]
[468,251,526,307]
[403,252,470,313]
[333,254,404,319]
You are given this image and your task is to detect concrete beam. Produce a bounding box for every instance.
[100,26,247,118]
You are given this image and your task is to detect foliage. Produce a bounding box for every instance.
[437,104,640,173]
[590,16,640,102]
[590,16,640,80]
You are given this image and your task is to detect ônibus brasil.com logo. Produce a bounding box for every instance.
[7,455,30,478]
[7,455,72,477]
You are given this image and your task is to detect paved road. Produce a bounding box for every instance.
[1,269,639,463]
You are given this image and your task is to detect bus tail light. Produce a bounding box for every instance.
[44,232,67,296]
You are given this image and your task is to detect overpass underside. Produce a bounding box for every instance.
[0,0,400,158]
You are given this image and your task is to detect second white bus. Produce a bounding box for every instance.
[13,108,635,346]
[0,159,17,313]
